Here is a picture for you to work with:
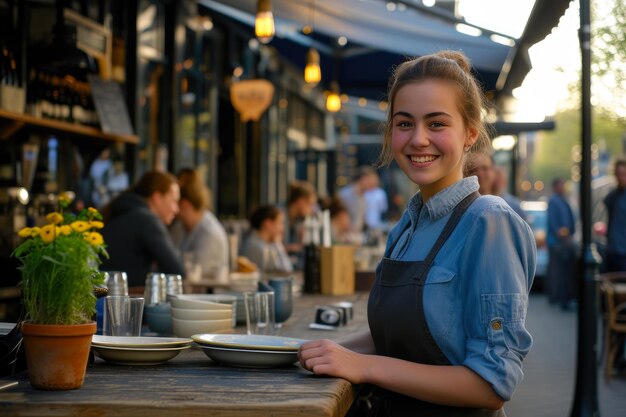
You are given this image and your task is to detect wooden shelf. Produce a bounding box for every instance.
[0,109,139,144]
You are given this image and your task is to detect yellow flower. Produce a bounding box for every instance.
[58,193,73,205]
[70,221,91,233]
[18,228,33,238]
[89,220,104,229]
[30,227,41,237]
[40,224,57,244]
[46,212,64,225]
[59,225,72,236]
[84,232,104,246]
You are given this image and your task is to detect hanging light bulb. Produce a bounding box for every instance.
[326,82,341,113]
[304,48,321,85]
[255,0,275,44]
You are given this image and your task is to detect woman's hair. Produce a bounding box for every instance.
[288,180,316,205]
[378,50,493,166]
[248,205,281,230]
[132,171,177,198]
[177,168,211,211]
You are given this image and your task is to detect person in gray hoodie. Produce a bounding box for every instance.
[101,171,185,287]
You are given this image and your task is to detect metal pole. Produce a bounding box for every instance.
[570,0,601,416]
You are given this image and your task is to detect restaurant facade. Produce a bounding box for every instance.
[0,0,571,321]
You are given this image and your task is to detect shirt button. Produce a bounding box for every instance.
[491,320,502,330]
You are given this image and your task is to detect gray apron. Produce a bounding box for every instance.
[366,191,505,416]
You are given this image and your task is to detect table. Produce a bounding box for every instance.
[0,292,370,417]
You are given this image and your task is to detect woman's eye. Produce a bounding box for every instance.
[429,121,445,128]
[396,120,412,128]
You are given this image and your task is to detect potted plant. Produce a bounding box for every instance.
[12,192,107,390]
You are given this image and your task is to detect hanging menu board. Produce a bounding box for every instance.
[87,74,135,136]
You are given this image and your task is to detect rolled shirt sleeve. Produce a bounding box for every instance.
[459,199,536,401]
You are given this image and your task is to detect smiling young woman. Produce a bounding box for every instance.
[298,50,537,416]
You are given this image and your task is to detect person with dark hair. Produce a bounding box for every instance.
[101,170,185,287]
[299,50,536,415]
[284,180,318,267]
[169,168,229,280]
[604,157,626,272]
[546,177,577,308]
[241,205,293,274]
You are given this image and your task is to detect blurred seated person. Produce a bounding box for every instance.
[101,171,185,287]
[169,168,229,280]
[323,196,362,245]
[284,181,318,256]
[463,151,495,195]
[241,205,293,274]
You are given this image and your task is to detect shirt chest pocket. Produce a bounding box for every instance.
[423,266,459,340]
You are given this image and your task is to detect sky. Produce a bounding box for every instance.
[461,0,582,122]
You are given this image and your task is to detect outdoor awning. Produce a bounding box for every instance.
[200,0,571,111]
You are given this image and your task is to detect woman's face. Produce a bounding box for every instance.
[391,79,477,200]
[151,183,180,225]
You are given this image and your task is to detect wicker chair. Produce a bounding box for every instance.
[600,272,626,381]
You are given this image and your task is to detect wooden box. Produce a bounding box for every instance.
[320,245,355,295]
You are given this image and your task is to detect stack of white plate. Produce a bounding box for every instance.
[192,334,308,368]
[169,294,237,338]
[91,335,192,365]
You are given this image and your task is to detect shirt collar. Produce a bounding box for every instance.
[407,176,480,223]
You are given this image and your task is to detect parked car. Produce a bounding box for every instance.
[521,200,549,291]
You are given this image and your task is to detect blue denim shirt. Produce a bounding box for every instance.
[383,177,536,401]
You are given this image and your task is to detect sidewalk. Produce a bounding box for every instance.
[505,293,626,416]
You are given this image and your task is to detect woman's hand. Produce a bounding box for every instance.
[298,339,369,384]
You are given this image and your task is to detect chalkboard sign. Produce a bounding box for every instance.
[87,74,134,136]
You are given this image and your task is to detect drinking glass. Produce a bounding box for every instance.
[268,276,293,327]
[104,296,145,336]
[243,291,275,335]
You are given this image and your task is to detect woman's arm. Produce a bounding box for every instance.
[299,339,504,410]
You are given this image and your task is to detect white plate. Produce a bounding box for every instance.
[92,335,192,348]
[198,345,298,368]
[92,345,190,365]
[192,334,307,352]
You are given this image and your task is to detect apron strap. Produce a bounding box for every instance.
[418,191,480,281]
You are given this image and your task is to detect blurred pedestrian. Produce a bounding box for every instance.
[338,166,379,234]
[546,178,577,308]
[463,151,495,195]
[492,166,526,221]
[170,168,229,280]
[604,157,626,272]
[101,171,184,287]
[364,180,389,231]
[241,205,293,274]
[299,50,536,415]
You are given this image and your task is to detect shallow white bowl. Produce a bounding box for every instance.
[171,307,232,321]
[170,294,236,311]
[172,317,233,338]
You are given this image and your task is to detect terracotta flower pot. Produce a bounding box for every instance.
[21,322,96,390]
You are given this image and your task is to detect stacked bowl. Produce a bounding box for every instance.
[169,294,237,338]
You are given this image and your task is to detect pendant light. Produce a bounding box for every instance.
[304,48,321,85]
[303,0,321,85]
[255,0,275,44]
[326,82,341,113]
